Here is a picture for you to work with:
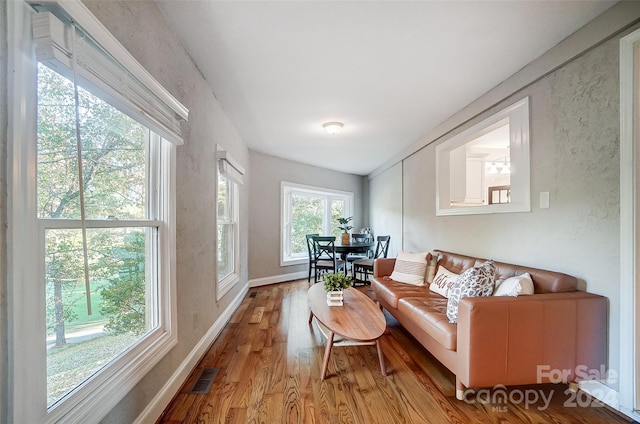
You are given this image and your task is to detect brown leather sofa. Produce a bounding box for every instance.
[372,250,607,399]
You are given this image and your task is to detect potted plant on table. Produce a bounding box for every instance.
[337,216,353,245]
[323,272,353,306]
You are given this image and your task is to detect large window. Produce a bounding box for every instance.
[9,1,186,422]
[281,182,354,265]
[38,63,160,407]
[216,146,243,300]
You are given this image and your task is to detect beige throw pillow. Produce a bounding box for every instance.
[390,251,428,285]
[429,266,459,298]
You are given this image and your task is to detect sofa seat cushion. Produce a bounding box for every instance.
[372,278,431,309]
[398,296,458,351]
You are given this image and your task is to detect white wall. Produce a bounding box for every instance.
[370,13,631,392]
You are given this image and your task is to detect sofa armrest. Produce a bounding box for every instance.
[456,292,607,389]
[373,258,396,278]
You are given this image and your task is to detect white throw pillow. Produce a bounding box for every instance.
[429,267,459,298]
[493,272,535,297]
[390,251,428,285]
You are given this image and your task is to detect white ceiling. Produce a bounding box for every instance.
[157,0,615,176]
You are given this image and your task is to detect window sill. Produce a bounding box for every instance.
[280,257,307,267]
[46,327,177,423]
[436,201,531,216]
[217,273,239,301]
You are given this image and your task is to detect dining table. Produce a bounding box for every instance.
[333,240,374,260]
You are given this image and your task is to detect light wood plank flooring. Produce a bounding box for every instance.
[158,280,630,423]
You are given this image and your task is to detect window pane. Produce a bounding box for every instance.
[281,184,353,263]
[331,199,345,238]
[217,223,234,280]
[217,172,230,221]
[217,170,236,282]
[37,64,148,220]
[45,227,155,407]
[290,194,324,256]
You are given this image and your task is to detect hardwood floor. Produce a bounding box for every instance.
[158,280,630,423]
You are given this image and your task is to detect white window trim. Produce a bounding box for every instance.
[435,97,531,216]
[7,2,179,422]
[216,146,242,301]
[216,173,240,301]
[280,181,354,266]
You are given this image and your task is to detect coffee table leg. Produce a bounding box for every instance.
[376,339,387,377]
[321,332,335,380]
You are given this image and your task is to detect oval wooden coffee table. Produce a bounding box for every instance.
[307,283,387,380]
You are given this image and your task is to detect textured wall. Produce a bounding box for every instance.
[384,35,621,388]
[368,162,403,258]
[248,150,365,282]
[81,1,250,423]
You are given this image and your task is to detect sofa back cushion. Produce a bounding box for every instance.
[434,250,577,293]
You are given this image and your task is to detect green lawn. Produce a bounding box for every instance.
[48,281,109,336]
[46,281,143,406]
[65,283,108,332]
[47,332,137,406]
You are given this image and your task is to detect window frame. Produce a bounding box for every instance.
[7,1,179,422]
[435,97,531,216]
[280,181,354,266]
[216,168,240,301]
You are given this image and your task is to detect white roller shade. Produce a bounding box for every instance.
[217,147,245,185]
[31,5,188,145]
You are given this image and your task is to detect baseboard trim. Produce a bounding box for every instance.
[249,271,307,287]
[133,283,249,424]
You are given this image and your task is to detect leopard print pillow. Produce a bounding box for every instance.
[446,260,496,323]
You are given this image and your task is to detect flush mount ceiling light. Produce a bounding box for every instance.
[323,121,343,135]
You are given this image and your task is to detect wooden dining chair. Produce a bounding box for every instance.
[306,233,319,283]
[346,233,372,271]
[352,235,390,285]
[312,236,346,283]
[351,233,371,243]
